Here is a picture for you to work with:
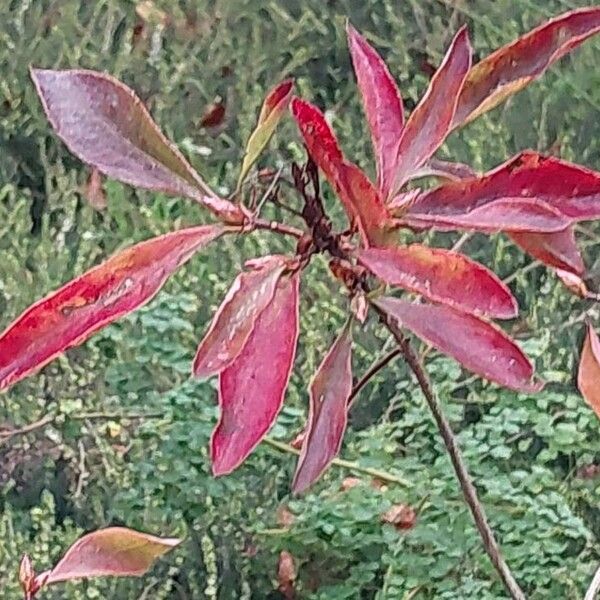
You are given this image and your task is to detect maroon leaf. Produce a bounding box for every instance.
[401,151,600,232]
[212,273,300,475]
[290,97,389,245]
[38,527,180,587]
[375,297,542,392]
[192,256,286,378]
[293,321,353,494]
[31,68,242,223]
[0,225,222,391]
[453,7,600,128]
[389,27,472,197]
[509,228,584,275]
[347,23,404,195]
[578,323,600,419]
[357,245,517,319]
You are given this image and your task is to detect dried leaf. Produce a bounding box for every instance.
[509,229,584,275]
[84,168,107,210]
[454,7,600,127]
[291,97,389,246]
[212,273,300,475]
[293,321,353,494]
[39,527,180,586]
[0,225,222,391]
[389,27,471,197]
[556,269,588,297]
[375,297,542,392]
[347,23,404,195]
[277,551,297,600]
[357,245,517,319]
[381,504,417,531]
[238,79,294,188]
[19,555,37,597]
[578,323,600,418]
[193,257,286,378]
[31,68,242,223]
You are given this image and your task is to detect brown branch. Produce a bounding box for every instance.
[348,348,402,406]
[372,304,526,600]
[251,218,304,239]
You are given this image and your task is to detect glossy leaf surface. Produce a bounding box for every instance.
[454,7,600,127]
[293,321,353,494]
[238,79,294,187]
[212,274,300,475]
[31,68,242,223]
[375,297,541,392]
[347,24,404,195]
[0,226,222,391]
[291,97,388,245]
[357,245,517,318]
[390,27,471,196]
[509,229,584,275]
[40,528,180,586]
[578,323,600,418]
[193,257,286,378]
[403,151,600,231]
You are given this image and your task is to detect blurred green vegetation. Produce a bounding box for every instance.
[2,0,600,598]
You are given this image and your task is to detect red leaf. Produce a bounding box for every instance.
[212,273,300,475]
[293,321,353,494]
[411,158,477,182]
[453,7,600,128]
[0,225,222,391]
[401,197,569,233]
[401,151,600,232]
[375,297,542,392]
[578,323,600,419]
[39,527,180,586]
[31,68,242,223]
[290,97,388,246]
[389,27,472,197]
[192,257,286,378]
[347,23,404,195]
[357,245,517,319]
[238,79,294,187]
[509,228,584,275]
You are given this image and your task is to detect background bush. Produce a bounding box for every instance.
[2,0,600,597]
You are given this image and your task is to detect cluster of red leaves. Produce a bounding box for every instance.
[2,8,600,515]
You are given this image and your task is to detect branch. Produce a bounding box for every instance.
[348,348,402,406]
[372,304,526,600]
[586,565,600,600]
[251,218,304,239]
[262,436,412,488]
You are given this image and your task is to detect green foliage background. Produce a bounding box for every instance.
[2,0,600,598]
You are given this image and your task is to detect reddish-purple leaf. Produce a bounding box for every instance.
[556,269,589,298]
[401,151,600,232]
[401,197,569,233]
[347,23,404,195]
[293,321,353,494]
[31,68,243,223]
[411,158,478,182]
[238,79,294,187]
[453,7,600,128]
[375,297,542,392]
[291,97,389,245]
[192,257,286,379]
[0,225,222,391]
[578,323,600,419]
[509,228,584,275]
[357,245,517,319]
[389,27,472,197]
[212,273,300,475]
[39,527,180,587]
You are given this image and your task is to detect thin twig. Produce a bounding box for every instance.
[585,565,600,600]
[348,348,402,406]
[372,304,526,600]
[262,436,412,488]
[252,218,304,239]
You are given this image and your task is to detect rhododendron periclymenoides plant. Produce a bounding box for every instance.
[3,8,600,500]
